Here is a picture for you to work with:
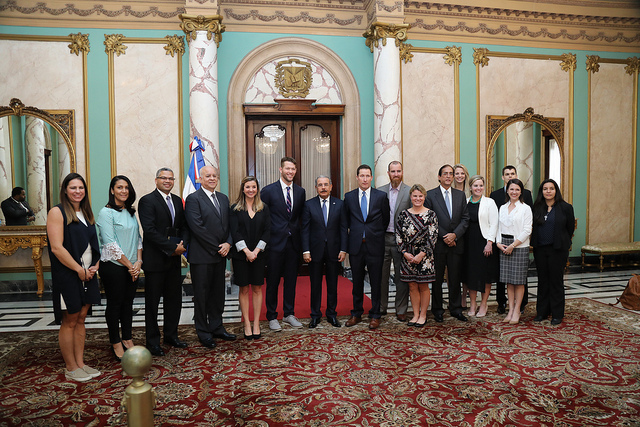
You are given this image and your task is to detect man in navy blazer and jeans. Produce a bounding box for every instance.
[261,157,306,331]
[302,175,347,328]
[343,164,390,329]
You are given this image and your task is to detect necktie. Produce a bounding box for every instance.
[211,193,220,215]
[286,186,292,214]
[361,191,367,221]
[445,190,452,219]
[166,195,175,225]
[322,199,328,226]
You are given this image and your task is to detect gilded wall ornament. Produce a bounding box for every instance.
[104,34,127,56]
[444,46,461,66]
[586,55,601,73]
[399,42,414,64]
[164,35,185,57]
[68,33,89,56]
[179,14,225,47]
[275,59,313,99]
[363,22,410,53]
[560,53,576,72]
[473,48,489,67]
[625,57,640,75]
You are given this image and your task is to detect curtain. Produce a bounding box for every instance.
[300,125,331,196]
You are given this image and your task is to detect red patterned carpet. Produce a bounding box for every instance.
[1,298,639,426]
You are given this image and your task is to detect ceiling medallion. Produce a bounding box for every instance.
[275,59,313,99]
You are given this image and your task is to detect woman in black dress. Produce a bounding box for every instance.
[230,176,270,340]
[47,173,101,382]
[531,179,574,325]
[396,184,438,327]
[463,175,499,317]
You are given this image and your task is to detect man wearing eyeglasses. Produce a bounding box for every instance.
[138,168,190,356]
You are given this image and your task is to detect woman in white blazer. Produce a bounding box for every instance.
[463,175,499,317]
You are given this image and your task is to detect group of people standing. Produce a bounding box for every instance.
[45,158,574,383]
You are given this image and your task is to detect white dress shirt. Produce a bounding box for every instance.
[496,200,532,247]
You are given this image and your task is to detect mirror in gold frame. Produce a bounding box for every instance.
[0,98,76,229]
[486,107,564,198]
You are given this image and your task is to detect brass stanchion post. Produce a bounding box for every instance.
[121,345,155,426]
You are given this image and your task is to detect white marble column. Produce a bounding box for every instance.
[58,133,71,187]
[25,117,47,225]
[188,33,220,170]
[0,117,12,218]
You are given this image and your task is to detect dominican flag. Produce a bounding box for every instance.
[182,136,206,203]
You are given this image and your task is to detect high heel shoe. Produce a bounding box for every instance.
[112,346,123,362]
[244,332,254,340]
[414,320,426,327]
[252,332,262,340]
[121,341,130,350]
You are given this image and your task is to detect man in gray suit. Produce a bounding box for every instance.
[425,164,470,323]
[377,161,411,321]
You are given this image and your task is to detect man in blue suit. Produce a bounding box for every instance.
[343,164,390,329]
[302,176,347,328]
[261,157,306,331]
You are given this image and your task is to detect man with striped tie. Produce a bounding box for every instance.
[261,157,306,331]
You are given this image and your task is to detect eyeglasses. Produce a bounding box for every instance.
[157,176,175,181]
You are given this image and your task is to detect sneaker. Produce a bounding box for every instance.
[269,319,282,331]
[65,368,91,382]
[283,315,303,328]
[81,365,101,378]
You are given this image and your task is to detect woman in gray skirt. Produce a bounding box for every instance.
[495,178,532,324]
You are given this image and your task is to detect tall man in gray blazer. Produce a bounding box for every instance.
[377,161,411,321]
[184,165,236,348]
[425,164,470,323]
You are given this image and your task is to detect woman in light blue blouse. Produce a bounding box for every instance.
[97,175,142,361]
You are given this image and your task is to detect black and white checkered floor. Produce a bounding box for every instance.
[0,268,638,332]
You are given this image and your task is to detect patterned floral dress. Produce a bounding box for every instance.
[395,208,438,283]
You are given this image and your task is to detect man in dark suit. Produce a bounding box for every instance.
[425,164,469,323]
[377,161,412,321]
[343,164,390,329]
[490,165,534,314]
[302,176,347,328]
[1,187,35,225]
[184,165,236,348]
[138,168,190,356]
[260,156,306,331]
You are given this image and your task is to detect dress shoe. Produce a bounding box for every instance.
[551,318,562,325]
[497,304,506,314]
[345,316,361,327]
[434,314,444,323]
[309,318,321,328]
[533,315,545,322]
[269,319,282,331]
[407,320,417,327]
[146,344,165,357]
[414,320,426,327]
[369,318,381,329]
[453,313,468,322]
[284,315,303,328]
[396,314,406,322]
[164,338,188,348]
[212,331,237,341]
[199,339,217,349]
[327,317,341,327]
[244,333,254,340]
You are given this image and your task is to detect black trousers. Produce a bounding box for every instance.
[144,268,183,346]
[265,239,300,320]
[533,245,568,319]
[190,262,226,341]
[349,240,383,319]
[308,246,340,319]
[495,243,529,308]
[100,261,138,344]
[433,248,463,316]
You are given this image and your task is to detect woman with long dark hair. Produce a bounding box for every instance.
[47,173,101,382]
[96,175,142,361]
[531,179,575,325]
[496,178,532,324]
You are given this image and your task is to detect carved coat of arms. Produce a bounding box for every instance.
[275,58,313,98]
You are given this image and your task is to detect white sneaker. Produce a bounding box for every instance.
[81,365,101,378]
[65,368,91,382]
[269,319,282,331]
[283,315,303,328]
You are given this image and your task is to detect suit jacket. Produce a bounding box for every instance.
[490,187,534,209]
[343,187,390,257]
[377,182,411,232]
[1,197,34,225]
[138,190,190,272]
[184,188,232,264]
[302,196,347,260]
[531,200,575,252]
[229,204,271,259]
[425,186,469,254]
[260,181,306,253]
